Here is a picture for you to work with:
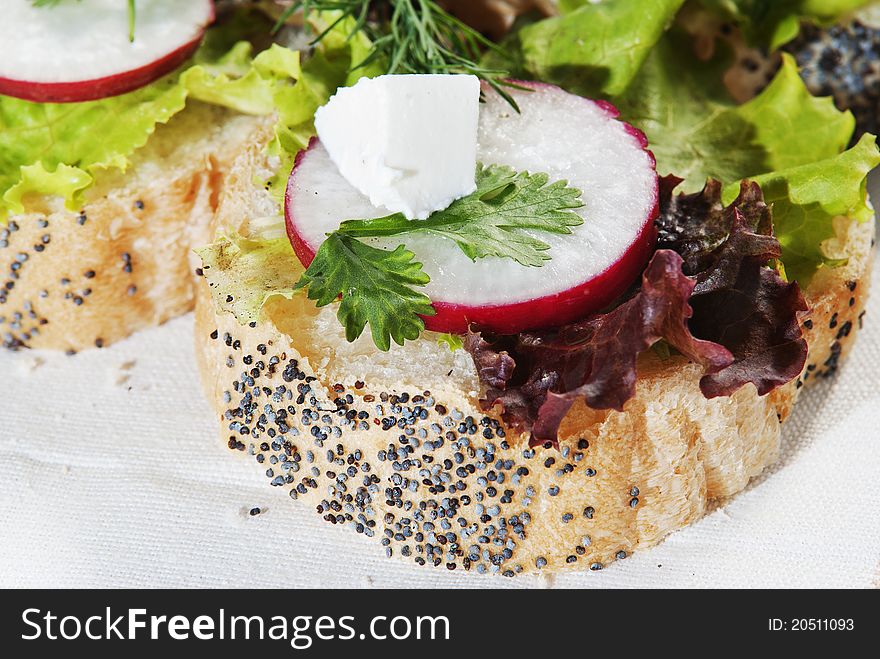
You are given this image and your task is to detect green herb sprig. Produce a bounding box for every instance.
[274,0,522,110]
[335,164,584,267]
[295,234,435,350]
[127,0,136,42]
[294,164,584,349]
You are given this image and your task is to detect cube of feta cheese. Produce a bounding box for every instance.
[314,74,480,220]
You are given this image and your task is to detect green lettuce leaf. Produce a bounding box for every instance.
[3,162,93,214]
[0,75,188,217]
[492,5,877,285]
[196,233,303,327]
[1,24,306,220]
[616,34,854,189]
[723,133,880,283]
[700,0,875,50]
[263,13,385,201]
[181,42,300,115]
[516,0,686,98]
[613,26,876,283]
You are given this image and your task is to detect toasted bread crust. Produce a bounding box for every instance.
[799,216,875,385]
[0,103,270,352]
[193,140,874,575]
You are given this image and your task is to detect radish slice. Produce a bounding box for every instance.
[0,0,214,103]
[286,81,659,335]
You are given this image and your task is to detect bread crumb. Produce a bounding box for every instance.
[115,360,137,386]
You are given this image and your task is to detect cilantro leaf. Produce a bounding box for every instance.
[295,233,435,351]
[336,164,584,268]
[204,163,582,350]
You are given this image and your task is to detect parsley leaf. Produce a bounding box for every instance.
[294,165,584,349]
[294,233,435,351]
[336,164,584,267]
[201,165,582,351]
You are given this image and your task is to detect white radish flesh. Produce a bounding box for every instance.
[0,0,213,103]
[286,81,659,335]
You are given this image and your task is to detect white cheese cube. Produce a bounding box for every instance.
[314,73,480,220]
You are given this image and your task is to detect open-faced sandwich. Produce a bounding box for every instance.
[193,0,880,575]
[7,0,870,575]
[0,0,303,352]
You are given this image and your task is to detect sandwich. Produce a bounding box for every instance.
[0,0,302,352]
[199,1,879,574]
[697,1,880,139]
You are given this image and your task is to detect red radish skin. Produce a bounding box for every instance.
[286,82,659,335]
[0,35,204,104]
[425,216,657,334]
[0,2,213,104]
[287,138,323,269]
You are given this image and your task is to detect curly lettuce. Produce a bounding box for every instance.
[465,249,737,444]
[0,25,306,219]
[501,1,879,285]
[728,133,880,283]
[469,179,810,443]
[617,38,854,189]
[661,179,809,398]
[196,233,303,326]
[612,33,880,281]
[0,75,188,217]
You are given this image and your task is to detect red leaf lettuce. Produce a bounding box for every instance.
[465,178,808,444]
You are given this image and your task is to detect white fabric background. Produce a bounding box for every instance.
[2,233,880,590]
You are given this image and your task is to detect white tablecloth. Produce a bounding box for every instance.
[2,240,880,590]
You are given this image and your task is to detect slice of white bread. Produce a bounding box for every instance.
[194,132,874,575]
[0,102,270,352]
